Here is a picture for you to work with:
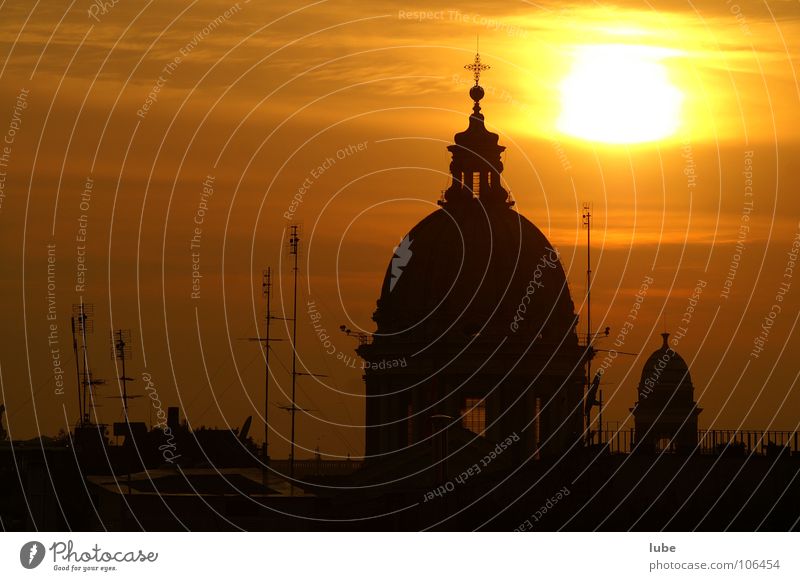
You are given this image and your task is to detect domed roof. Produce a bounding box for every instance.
[638,333,693,395]
[372,200,577,344]
[369,52,578,349]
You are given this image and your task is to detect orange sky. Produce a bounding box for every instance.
[1,0,799,459]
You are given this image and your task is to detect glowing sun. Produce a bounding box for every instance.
[557,44,684,144]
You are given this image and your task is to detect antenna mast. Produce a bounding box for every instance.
[264,268,272,462]
[71,314,83,425]
[582,204,597,445]
[282,227,325,481]
[289,225,300,480]
[72,302,103,426]
[241,267,290,468]
[111,329,137,421]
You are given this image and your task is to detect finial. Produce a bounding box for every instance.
[464,46,489,107]
[464,48,490,88]
[661,332,670,348]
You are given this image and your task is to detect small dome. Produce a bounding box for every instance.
[638,332,693,397]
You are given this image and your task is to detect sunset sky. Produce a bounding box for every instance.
[1,0,799,460]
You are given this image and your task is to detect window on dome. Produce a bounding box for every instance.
[461,397,486,436]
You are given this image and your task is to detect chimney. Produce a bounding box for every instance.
[167,407,179,433]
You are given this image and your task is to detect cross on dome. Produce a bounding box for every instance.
[464,52,490,87]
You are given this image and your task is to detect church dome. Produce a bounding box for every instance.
[359,52,585,460]
[373,201,577,343]
[638,332,693,399]
[371,54,577,347]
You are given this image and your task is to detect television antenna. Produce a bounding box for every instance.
[239,267,289,464]
[286,226,329,480]
[581,204,598,443]
[109,329,140,421]
[71,302,104,426]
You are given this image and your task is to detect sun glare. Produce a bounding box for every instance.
[557,44,684,144]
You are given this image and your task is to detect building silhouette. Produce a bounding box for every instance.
[632,332,702,454]
[359,53,585,463]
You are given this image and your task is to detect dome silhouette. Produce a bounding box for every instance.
[358,54,585,462]
[633,332,701,453]
[638,332,693,396]
[374,202,577,343]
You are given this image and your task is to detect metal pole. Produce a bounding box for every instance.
[289,227,299,481]
[71,316,83,424]
[119,332,129,421]
[583,204,592,444]
[264,268,272,463]
[80,306,90,424]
